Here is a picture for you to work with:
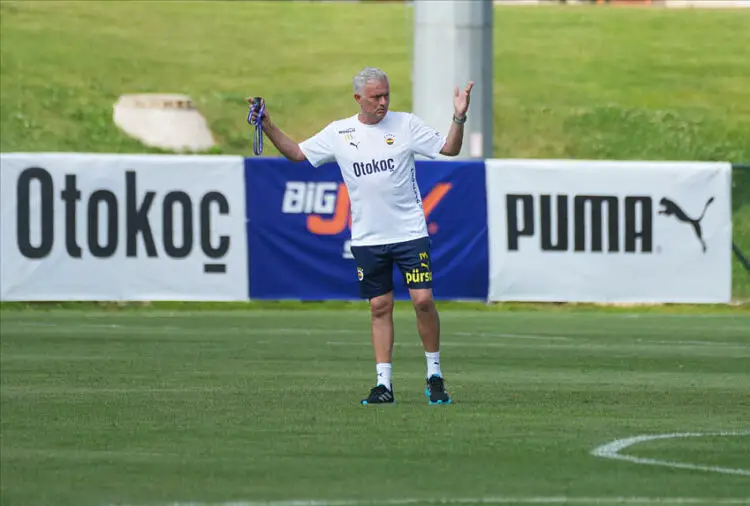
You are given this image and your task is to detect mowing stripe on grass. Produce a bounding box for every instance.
[591,431,750,476]
[8,322,748,348]
[0,386,235,396]
[104,496,750,506]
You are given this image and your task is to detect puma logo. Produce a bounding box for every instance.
[420,262,429,269]
[658,197,714,252]
[349,141,359,150]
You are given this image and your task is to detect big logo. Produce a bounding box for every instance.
[14,167,232,273]
[282,181,452,258]
[506,193,716,254]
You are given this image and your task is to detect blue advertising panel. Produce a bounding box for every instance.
[245,157,488,300]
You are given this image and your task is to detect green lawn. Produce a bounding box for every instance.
[1,6,749,504]
[1,307,749,506]
[2,2,749,162]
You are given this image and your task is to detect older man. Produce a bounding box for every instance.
[248,67,473,405]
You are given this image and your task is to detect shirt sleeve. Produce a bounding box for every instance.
[409,113,447,159]
[299,123,336,167]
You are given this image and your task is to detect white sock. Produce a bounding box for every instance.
[376,363,392,391]
[425,351,442,378]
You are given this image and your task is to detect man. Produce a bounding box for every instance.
[248,67,473,405]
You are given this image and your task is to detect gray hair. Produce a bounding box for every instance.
[353,67,389,95]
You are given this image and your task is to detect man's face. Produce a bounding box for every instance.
[356,79,390,121]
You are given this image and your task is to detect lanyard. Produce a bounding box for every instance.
[247,97,265,156]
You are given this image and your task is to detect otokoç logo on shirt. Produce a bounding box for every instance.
[353,158,395,178]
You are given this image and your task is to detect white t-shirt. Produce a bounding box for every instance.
[298,111,447,247]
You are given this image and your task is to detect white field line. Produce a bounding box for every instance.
[324,341,574,349]
[638,340,750,348]
[8,323,748,352]
[103,496,750,506]
[454,332,571,340]
[591,431,750,476]
[7,323,748,349]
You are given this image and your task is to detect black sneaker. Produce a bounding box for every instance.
[425,375,452,405]
[361,384,395,405]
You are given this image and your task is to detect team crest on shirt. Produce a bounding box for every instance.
[356,267,364,281]
[384,133,395,146]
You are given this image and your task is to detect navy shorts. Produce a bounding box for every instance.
[350,236,433,300]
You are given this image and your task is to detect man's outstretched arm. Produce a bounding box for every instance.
[262,121,306,162]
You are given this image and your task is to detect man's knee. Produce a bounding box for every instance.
[370,292,394,319]
[411,289,435,313]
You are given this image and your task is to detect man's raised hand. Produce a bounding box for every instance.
[453,81,474,119]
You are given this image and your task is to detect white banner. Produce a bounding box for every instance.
[0,153,249,301]
[486,159,733,303]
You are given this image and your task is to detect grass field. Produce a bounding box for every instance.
[1,307,749,506]
[2,2,749,161]
[1,4,750,503]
